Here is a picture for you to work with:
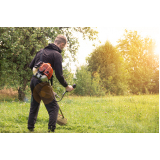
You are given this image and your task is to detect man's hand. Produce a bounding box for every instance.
[66,85,74,92]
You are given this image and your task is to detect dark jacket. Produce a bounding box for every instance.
[29,43,68,87]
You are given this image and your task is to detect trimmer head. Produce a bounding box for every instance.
[57,114,67,125]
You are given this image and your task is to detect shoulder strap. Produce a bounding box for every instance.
[40,49,43,62]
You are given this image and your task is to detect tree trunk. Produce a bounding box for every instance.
[18,87,26,101]
[18,78,28,101]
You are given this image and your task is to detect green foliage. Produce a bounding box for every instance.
[117,30,159,94]
[0,27,98,100]
[74,65,106,96]
[1,27,158,97]
[87,41,129,95]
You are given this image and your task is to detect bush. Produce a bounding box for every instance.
[74,65,106,96]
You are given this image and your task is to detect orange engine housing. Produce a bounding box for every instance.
[38,63,53,80]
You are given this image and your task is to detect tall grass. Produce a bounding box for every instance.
[0,87,18,101]
[0,95,159,133]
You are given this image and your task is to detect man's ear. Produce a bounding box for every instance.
[62,43,65,47]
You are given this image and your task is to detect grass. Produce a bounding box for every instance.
[0,94,159,133]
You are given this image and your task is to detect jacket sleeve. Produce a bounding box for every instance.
[54,53,68,87]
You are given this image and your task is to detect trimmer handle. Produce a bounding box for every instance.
[56,84,76,102]
[72,84,76,88]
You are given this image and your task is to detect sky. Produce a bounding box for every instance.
[67,27,159,73]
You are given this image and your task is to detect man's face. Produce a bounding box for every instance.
[60,43,67,50]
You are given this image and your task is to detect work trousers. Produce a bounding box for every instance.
[28,76,59,131]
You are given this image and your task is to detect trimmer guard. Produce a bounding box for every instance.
[57,114,67,125]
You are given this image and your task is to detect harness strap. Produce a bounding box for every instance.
[39,49,53,86]
[40,49,43,62]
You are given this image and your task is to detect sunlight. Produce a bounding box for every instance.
[96,27,159,55]
[65,27,159,74]
[76,27,159,66]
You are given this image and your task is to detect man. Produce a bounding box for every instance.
[28,35,74,132]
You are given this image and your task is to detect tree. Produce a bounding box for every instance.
[117,30,159,94]
[0,27,98,100]
[87,41,129,95]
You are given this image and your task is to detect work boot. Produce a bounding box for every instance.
[48,126,55,133]
[48,129,55,133]
[28,128,34,132]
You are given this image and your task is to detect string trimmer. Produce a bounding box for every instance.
[55,84,76,125]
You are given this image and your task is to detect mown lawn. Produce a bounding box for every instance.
[0,95,159,133]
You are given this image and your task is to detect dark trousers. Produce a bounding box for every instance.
[28,76,59,131]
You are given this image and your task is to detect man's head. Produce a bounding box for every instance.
[54,35,67,50]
